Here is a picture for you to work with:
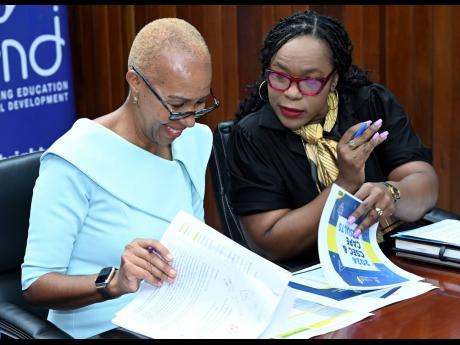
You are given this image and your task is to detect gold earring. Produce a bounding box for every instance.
[133,95,138,104]
[327,89,338,111]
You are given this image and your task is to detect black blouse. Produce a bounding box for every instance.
[227,83,432,217]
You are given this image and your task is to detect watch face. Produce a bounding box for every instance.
[384,182,400,201]
[392,186,401,199]
[95,267,115,285]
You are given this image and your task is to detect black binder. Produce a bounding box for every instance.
[393,237,460,268]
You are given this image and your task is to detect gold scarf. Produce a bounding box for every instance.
[293,91,399,243]
[293,91,339,192]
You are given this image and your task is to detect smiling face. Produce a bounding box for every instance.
[130,47,212,148]
[267,35,337,130]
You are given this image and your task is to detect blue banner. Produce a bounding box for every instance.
[0,5,76,159]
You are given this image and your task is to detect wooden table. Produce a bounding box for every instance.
[317,256,460,339]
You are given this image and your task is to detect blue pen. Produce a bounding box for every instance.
[352,122,368,139]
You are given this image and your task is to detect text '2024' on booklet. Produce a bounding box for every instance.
[112,184,431,339]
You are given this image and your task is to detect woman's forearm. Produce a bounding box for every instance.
[389,162,438,222]
[23,272,108,309]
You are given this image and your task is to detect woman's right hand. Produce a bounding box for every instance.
[335,119,387,193]
[109,238,176,297]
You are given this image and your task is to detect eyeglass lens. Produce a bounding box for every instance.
[170,94,219,120]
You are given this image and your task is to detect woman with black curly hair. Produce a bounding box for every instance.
[227,11,438,269]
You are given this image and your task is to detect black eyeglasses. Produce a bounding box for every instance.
[265,68,335,96]
[131,65,220,121]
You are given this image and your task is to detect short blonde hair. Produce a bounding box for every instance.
[128,18,210,73]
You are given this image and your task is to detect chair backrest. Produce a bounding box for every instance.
[209,120,249,248]
[0,151,47,319]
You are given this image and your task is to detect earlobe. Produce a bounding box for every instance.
[126,70,140,95]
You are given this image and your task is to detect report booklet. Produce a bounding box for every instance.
[318,184,422,290]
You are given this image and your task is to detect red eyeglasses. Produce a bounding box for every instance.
[265,69,335,96]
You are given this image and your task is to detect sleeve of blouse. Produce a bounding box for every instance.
[227,124,289,216]
[21,154,90,290]
[368,85,433,177]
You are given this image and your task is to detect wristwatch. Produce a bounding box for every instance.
[95,266,117,300]
[383,181,401,205]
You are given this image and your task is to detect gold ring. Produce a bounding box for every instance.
[347,139,356,150]
[374,207,384,218]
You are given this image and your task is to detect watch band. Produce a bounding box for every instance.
[97,286,114,300]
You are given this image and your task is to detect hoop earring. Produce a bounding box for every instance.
[258,80,268,102]
[327,89,339,111]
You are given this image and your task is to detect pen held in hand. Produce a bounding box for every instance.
[353,122,368,139]
[147,245,173,262]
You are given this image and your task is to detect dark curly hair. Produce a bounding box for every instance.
[236,10,372,119]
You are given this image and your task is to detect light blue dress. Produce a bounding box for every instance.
[21,118,212,338]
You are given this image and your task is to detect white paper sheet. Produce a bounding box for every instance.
[318,184,423,290]
[289,265,436,313]
[259,285,372,339]
[394,219,460,246]
[259,264,436,339]
[112,210,291,339]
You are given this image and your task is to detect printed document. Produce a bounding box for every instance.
[112,210,291,339]
[289,264,435,312]
[261,264,435,339]
[260,284,372,339]
[318,184,422,290]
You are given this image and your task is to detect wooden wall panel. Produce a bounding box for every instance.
[433,6,453,211]
[451,6,460,213]
[237,5,262,101]
[343,5,383,82]
[67,5,460,231]
[411,6,433,145]
[385,6,415,122]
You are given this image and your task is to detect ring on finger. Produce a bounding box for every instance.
[374,207,384,218]
[347,139,357,150]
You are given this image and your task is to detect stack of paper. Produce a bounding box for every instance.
[112,184,436,339]
[261,264,435,339]
[392,219,460,268]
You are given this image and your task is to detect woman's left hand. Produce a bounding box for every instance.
[346,182,395,237]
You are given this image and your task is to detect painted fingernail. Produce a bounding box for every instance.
[365,120,372,126]
[373,119,383,127]
[353,229,362,238]
[372,132,380,141]
[380,131,389,140]
[347,216,356,225]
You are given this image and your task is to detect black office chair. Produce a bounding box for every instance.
[0,151,72,339]
[209,119,460,253]
[209,120,249,249]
